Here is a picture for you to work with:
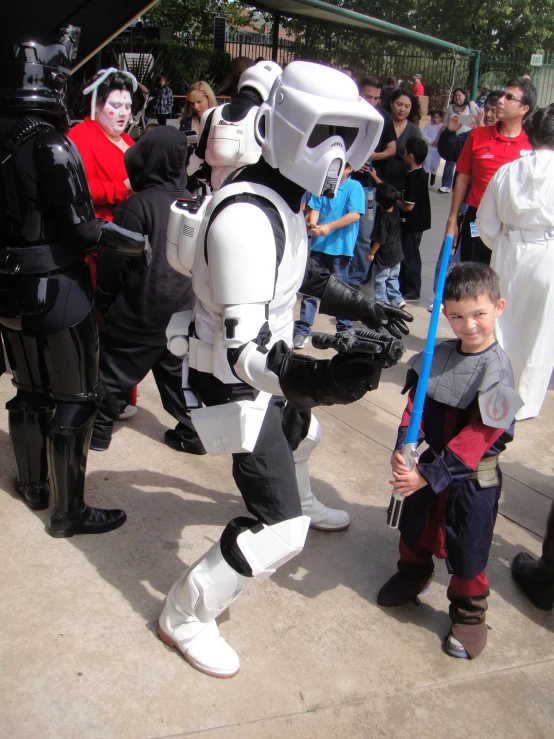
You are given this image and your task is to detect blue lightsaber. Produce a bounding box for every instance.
[387,234,454,528]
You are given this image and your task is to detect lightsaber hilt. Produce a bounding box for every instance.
[386,442,419,528]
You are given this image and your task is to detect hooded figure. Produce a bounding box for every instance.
[477,145,554,420]
[92,127,205,454]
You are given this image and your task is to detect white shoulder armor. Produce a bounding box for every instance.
[206,200,276,304]
[205,105,261,169]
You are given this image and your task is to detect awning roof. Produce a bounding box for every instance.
[14,1,160,71]
[249,0,475,56]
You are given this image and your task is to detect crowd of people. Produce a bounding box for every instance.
[1,25,553,686]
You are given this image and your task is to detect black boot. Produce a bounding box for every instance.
[6,393,52,510]
[512,502,554,611]
[46,408,126,538]
[378,558,435,607]
[430,174,436,187]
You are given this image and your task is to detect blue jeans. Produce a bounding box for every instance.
[349,187,373,287]
[295,252,352,336]
[373,262,403,305]
[442,160,456,190]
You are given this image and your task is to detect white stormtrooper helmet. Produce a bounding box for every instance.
[254,61,384,198]
[238,60,282,101]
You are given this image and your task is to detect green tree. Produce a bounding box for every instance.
[144,0,253,33]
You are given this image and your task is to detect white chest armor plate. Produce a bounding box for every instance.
[191,181,308,384]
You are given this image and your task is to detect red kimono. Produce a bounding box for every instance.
[68,117,134,221]
[68,118,137,405]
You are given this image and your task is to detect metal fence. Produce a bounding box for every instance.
[174,29,473,110]
[480,51,554,106]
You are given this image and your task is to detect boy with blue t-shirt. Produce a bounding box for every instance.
[293,163,365,348]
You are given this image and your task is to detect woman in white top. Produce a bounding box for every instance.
[477,104,554,420]
[439,88,480,193]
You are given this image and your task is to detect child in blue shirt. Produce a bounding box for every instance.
[293,163,365,348]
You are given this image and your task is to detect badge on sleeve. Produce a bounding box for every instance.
[478,383,524,429]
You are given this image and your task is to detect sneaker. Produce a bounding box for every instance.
[397,301,406,309]
[430,174,436,187]
[403,294,420,303]
[438,186,452,194]
[444,632,469,659]
[293,334,307,350]
[118,403,138,420]
[427,303,434,313]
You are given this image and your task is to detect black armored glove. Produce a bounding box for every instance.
[279,350,380,411]
[319,274,413,339]
[94,221,151,268]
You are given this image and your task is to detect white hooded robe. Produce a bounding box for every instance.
[477,149,554,420]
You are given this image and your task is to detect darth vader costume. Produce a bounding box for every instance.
[0,26,148,537]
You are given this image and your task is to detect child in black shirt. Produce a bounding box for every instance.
[367,182,405,307]
[397,137,432,301]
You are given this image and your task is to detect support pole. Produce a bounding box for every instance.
[470,50,481,101]
[271,11,281,62]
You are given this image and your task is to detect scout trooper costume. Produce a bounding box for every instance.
[160,61,391,677]
[187,60,282,190]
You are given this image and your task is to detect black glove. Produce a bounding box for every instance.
[371,299,412,339]
[318,274,413,339]
[279,351,380,410]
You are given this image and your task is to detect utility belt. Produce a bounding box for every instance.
[166,317,272,455]
[431,449,500,488]
[0,242,80,276]
[504,226,554,243]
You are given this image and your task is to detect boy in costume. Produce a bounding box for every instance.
[379,262,522,659]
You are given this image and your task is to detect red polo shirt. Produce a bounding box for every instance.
[456,123,531,208]
[413,81,424,96]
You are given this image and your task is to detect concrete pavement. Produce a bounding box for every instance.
[0,187,552,738]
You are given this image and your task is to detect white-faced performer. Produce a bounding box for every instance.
[187,60,282,190]
[161,62,413,677]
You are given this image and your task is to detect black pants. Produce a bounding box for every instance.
[460,206,492,264]
[156,114,168,126]
[93,335,199,444]
[399,230,423,297]
[189,369,302,576]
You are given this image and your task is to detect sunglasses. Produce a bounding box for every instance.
[502,92,524,103]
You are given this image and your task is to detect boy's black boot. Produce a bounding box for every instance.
[378,558,435,607]
[511,502,554,611]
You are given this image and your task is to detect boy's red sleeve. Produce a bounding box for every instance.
[394,387,424,451]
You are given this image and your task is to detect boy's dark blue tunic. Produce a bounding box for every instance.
[396,339,521,580]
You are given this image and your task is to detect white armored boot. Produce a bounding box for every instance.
[159,517,311,678]
[158,543,248,678]
[294,414,350,531]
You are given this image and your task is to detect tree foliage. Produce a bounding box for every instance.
[291,0,554,55]
[144,0,253,33]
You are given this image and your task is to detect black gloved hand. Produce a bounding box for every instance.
[363,299,413,339]
[318,274,413,340]
[279,350,380,410]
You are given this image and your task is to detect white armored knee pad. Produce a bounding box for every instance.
[174,543,247,623]
[236,515,311,577]
[292,413,321,465]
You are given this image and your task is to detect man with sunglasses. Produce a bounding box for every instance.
[444,78,537,264]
